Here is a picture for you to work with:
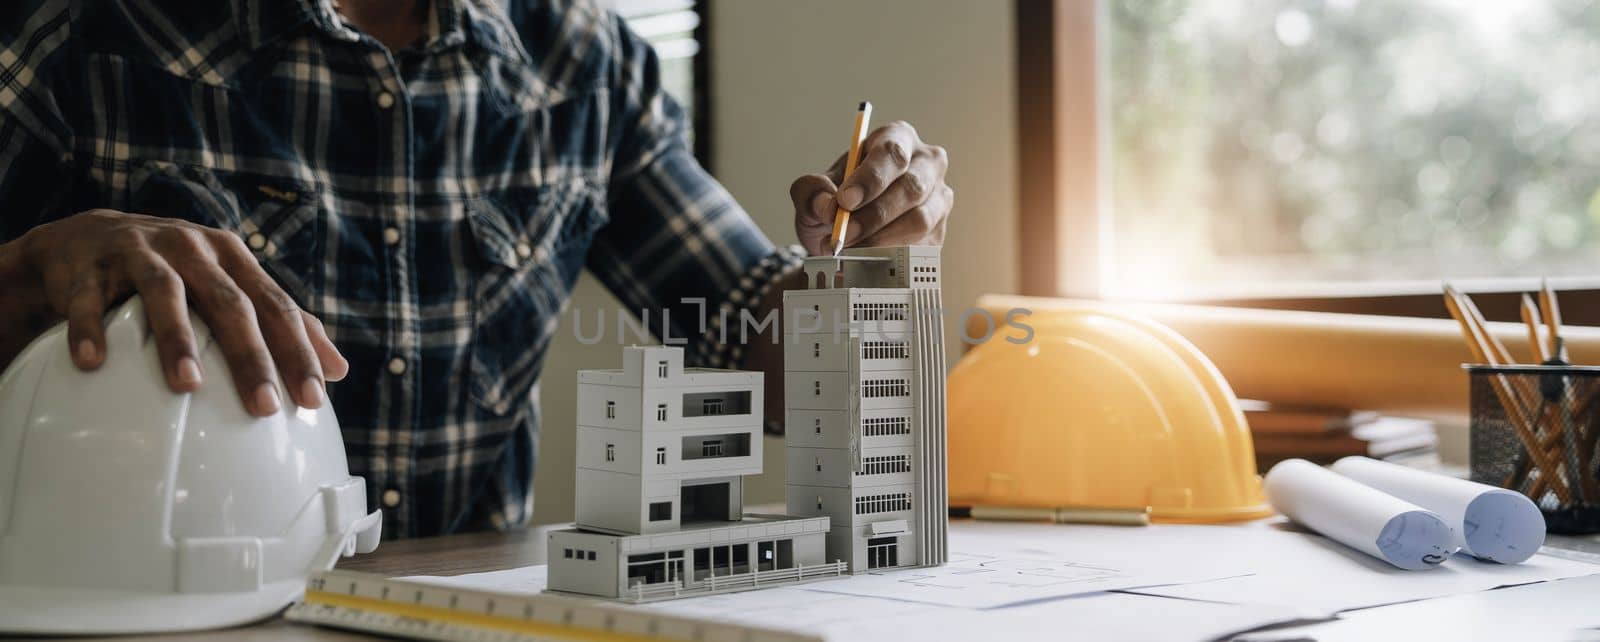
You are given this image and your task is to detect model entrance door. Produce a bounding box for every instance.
[867,536,898,569]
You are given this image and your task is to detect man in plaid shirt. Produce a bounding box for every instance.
[0,0,951,539]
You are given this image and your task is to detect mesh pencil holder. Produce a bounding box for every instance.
[1469,365,1600,534]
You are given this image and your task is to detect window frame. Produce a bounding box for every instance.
[1015,0,1600,322]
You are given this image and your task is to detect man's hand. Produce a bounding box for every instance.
[0,210,348,416]
[790,120,952,255]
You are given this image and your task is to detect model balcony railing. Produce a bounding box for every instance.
[627,560,850,602]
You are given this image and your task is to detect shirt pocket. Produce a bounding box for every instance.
[466,179,606,416]
[128,160,324,304]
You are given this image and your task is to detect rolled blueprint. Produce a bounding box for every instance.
[1331,456,1545,564]
[1265,459,1455,570]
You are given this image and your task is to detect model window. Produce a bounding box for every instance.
[814,417,822,434]
[605,443,615,462]
[856,455,911,476]
[564,548,573,559]
[587,551,596,561]
[655,447,666,465]
[649,502,672,521]
[605,400,615,419]
[702,398,724,416]
[862,341,909,360]
[854,492,912,515]
[657,404,667,421]
[813,342,820,358]
[658,360,668,378]
[813,381,821,396]
[864,416,911,436]
[863,378,910,398]
[815,456,822,472]
[701,440,724,458]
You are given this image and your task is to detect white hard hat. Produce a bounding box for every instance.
[0,296,382,635]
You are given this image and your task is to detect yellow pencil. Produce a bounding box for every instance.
[831,101,874,256]
[1540,279,1565,362]
[1521,293,1550,363]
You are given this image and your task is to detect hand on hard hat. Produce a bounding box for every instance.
[0,209,348,416]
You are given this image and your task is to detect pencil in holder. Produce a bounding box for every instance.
[1468,365,1600,534]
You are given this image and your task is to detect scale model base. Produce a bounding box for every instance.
[546,514,840,602]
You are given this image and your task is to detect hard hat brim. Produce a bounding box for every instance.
[0,578,303,635]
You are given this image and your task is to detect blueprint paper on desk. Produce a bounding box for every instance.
[1119,519,1600,614]
[796,526,1253,608]
[402,567,1310,642]
[640,588,1310,642]
[403,526,1253,609]
[1235,573,1600,642]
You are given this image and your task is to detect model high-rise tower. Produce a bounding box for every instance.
[783,245,948,572]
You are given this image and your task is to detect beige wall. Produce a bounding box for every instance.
[531,0,1019,524]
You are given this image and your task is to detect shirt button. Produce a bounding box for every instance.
[515,242,532,259]
[381,489,401,508]
[376,91,396,109]
[388,357,407,375]
[382,226,401,246]
[246,233,267,251]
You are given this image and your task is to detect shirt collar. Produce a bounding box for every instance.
[232,0,515,56]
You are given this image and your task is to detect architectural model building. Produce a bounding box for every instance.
[783,245,949,572]
[546,346,844,602]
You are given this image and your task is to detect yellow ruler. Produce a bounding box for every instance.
[286,570,822,642]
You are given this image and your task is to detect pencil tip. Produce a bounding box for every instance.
[858,100,870,110]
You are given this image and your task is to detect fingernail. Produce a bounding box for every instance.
[176,357,202,386]
[839,186,863,210]
[300,377,325,409]
[253,383,281,415]
[76,339,98,365]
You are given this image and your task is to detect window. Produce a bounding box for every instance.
[813,380,821,396]
[657,404,668,421]
[861,341,909,360]
[863,416,911,436]
[626,551,683,587]
[758,541,776,572]
[605,400,615,419]
[816,495,823,511]
[605,443,615,462]
[1031,2,1600,301]
[702,398,724,416]
[680,433,751,460]
[868,537,899,569]
[856,455,911,476]
[658,360,668,378]
[564,548,573,559]
[649,501,672,521]
[862,379,909,398]
[852,302,908,321]
[587,551,596,561]
[854,492,912,515]
[815,456,822,472]
[814,417,822,434]
[681,391,752,417]
[655,447,667,465]
[813,342,821,358]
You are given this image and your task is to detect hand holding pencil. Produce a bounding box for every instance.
[789,103,954,256]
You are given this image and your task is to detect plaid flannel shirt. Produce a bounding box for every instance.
[0,0,802,538]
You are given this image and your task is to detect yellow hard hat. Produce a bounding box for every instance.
[949,304,1271,523]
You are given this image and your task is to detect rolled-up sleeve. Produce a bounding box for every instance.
[585,12,802,369]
